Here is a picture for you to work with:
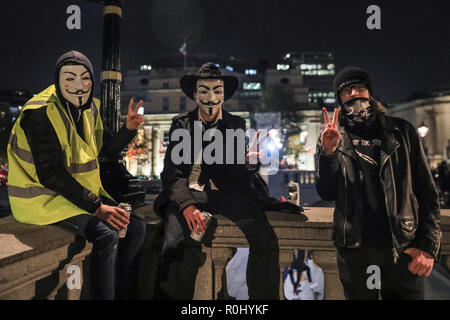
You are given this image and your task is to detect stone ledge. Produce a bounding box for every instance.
[0,216,92,299]
[194,208,450,300]
[0,208,449,300]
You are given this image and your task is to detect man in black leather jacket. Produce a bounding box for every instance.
[316,66,441,300]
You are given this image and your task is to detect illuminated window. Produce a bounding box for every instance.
[317,70,334,75]
[245,69,257,75]
[276,64,290,71]
[140,65,152,71]
[243,82,262,90]
[226,65,234,72]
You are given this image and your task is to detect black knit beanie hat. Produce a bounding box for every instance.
[334,66,373,105]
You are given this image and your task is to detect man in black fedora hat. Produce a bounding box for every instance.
[316,66,441,299]
[154,62,280,300]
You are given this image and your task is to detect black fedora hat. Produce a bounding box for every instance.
[180,62,239,100]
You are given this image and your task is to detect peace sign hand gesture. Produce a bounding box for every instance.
[321,107,341,155]
[126,98,144,130]
[246,129,269,164]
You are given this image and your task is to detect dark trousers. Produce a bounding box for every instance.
[158,189,280,300]
[337,247,425,300]
[57,212,146,300]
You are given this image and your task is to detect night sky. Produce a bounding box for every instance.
[1,0,449,103]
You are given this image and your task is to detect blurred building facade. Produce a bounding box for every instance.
[389,86,450,168]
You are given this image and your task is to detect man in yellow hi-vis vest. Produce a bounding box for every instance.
[7,50,146,299]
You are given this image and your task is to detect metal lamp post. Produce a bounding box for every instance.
[89,0,145,205]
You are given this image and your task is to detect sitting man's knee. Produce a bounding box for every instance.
[86,219,120,249]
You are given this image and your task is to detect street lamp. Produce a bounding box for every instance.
[418,121,429,138]
[418,121,429,157]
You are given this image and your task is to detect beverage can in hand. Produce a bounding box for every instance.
[190,211,213,242]
[118,202,132,238]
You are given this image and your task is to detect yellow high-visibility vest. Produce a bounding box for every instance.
[7,84,113,225]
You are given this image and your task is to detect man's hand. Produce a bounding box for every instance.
[321,107,341,155]
[403,248,434,277]
[126,98,144,130]
[246,129,269,164]
[94,204,130,231]
[183,205,207,235]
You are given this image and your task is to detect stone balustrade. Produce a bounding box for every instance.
[1,208,449,300]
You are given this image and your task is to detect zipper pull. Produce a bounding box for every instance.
[392,248,399,264]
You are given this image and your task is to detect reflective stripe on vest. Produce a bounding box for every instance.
[8,133,34,164]
[8,185,58,198]
[9,133,99,175]
[66,159,98,174]
[23,100,50,107]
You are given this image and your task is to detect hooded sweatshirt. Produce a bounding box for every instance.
[54,50,95,141]
[20,50,136,214]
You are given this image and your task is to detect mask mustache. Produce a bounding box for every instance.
[67,89,90,95]
[200,100,221,106]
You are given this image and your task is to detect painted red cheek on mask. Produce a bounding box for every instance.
[64,84,69,88]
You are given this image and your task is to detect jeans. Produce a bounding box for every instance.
[57,212,146,300]
[158,189,280,300]
[337,247,425,300]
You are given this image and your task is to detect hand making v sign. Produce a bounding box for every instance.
[126,98,144,130]
[321,107,341,155]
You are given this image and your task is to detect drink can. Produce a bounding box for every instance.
[190,211,213,242]
[118,202,132,238]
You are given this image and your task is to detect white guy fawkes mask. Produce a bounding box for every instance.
[194,79,224,121]
[59,64,92,107]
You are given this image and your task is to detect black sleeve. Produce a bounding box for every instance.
[160,118,197,214]
[315,134,340,201]
[100,123,137,158]
[227,117,255,181]
[21,108,101,214]
[406,122,441,259]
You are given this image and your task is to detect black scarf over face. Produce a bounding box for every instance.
[341,97,377,130]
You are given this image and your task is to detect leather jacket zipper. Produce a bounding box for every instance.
[341,155,348,246]
[380,150,400,264]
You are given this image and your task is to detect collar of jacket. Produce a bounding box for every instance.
[337,114,400,160]
[188,106,235,129]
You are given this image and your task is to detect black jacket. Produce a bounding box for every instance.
[316,114,441,261]
[154,107,255,216]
